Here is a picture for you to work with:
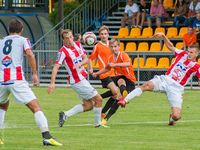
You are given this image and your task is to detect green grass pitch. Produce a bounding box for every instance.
[1,87,200,150]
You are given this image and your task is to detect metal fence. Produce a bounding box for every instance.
[25,0,199,89]
[26,0,121,84]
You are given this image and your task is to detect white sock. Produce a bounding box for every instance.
[64,104,84,118]
[0,109,6,129]
[34,111,49,133]
[125,87,143,103]
[93,107,102,126]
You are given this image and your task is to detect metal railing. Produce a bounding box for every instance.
[28,0,120,84]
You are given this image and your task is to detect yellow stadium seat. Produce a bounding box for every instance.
[127,27,141,38]
[120,42,125,51]
[133,57,145,68]
[176,27,188,38]
[166,27,178,38]
[171,58,175,65]
[125,42,137,52]
[149,42,161,52]
[175,42,183,50]
[162,44,170,52]
[198,58,200,65]
[163,0,174,8]
[113,28,129,38]
[156,57,170,69]
[137,42,149,52]
[143,57,157,68]
[154,27,165,35]
[138,27,153,38]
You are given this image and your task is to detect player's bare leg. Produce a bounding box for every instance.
[169,107,181,126]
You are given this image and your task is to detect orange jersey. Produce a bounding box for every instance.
[183,33,197,47]
[108,52,136,83]
[89,41,115,79]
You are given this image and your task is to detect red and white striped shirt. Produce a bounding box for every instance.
[166,48,200,86]
[55,41,88,84]
[0,35,31,83]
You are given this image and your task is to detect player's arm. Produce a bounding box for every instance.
[79,54,88,67]
[154,32,175,53]
[92,65,110,78]
[48,64,61,94]
[110,61,130,68]
[74,54,88,69]
[25,49,38,86]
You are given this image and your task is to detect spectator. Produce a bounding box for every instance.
[193,11,200,30]
[121,0,139,28]
[186,0,200,26]
[136,0,151,28]
[183,27,197,50]
[172,0,188,28]
[147,0,167,28]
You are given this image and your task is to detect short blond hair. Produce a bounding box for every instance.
[98,25,109,34]
[61,29,72,39]
[109,38,120,46]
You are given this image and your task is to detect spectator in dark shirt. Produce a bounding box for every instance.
[136,0,151,28]
[193,12,200,30]
[172,0,188,28]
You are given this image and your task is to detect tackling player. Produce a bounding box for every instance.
[118,32,200,126]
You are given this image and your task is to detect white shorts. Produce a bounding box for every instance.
[0,80,37,104]
[71,79,98,100]
[150,75,184,108]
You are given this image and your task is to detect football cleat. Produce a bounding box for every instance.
[43,138,63,146]
[101,113,106,119]
[59,111,66,127]
[122,89,128,97]
[95,124,110,128]
[117,97,126,107]
[101,118,107,126]
[168,114,176,126]
[0,138,4,145]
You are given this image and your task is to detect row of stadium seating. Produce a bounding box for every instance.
[119,42,183,52]
[113,27,188,39]
[89,57,200,69]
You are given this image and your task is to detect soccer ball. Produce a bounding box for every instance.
[82,32,97,46]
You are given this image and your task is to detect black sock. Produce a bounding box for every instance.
[102,97,115,113]
[119,85,126,95]
[105,100,119,120]
[42,131,52,139]
[101,90,113,99]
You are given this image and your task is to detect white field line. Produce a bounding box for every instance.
[2,119,200,129]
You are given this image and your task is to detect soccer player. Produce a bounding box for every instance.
[47,29,104,128]
[92,38,136,125]
[0,19,62,146]
[89,25,122,119]
[118,32,200,126]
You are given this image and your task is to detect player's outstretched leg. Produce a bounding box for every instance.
[59,111,66,127]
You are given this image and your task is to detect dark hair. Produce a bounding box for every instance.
[175,0,185,8]
[8,19,23,33]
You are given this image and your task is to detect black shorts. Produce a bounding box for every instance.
[111,75,135,93]
[100,77,114,88]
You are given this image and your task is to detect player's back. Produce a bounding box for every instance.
[0,35,31,82]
